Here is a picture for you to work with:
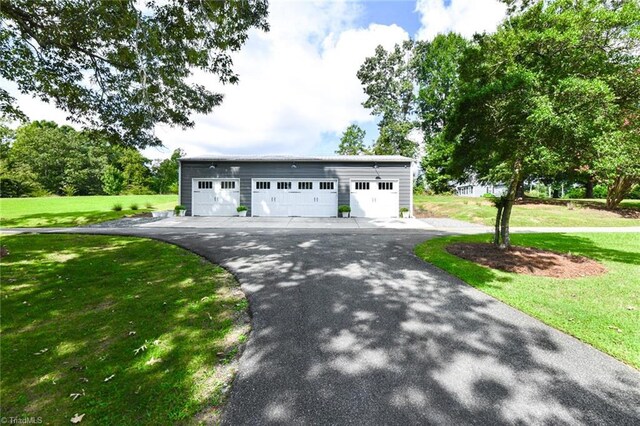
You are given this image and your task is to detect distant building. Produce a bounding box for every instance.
[456,181,507,197]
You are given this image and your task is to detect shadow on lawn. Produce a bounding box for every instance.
[150,230,640,425]
[1,235,241,424]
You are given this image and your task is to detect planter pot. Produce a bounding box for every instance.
[339,212,350,218]
[401,211,410,218]
[177,210,187,217]
[237,210,247,217]
[165,210,174,218]
[151,211,163,218]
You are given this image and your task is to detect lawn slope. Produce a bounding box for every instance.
[415,233,640,369]
[0,194,177,228]
[0,234,248,424]
[414,195,640,227]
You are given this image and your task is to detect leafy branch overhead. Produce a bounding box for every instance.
[0,0,269,147]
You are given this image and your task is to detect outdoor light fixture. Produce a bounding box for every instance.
[373,163,382,179]
[291,163,297,169]
[209,163,217,169]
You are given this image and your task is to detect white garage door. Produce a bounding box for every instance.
[252,179,338,217]
[350,180,399,218]
[192,179,240,216]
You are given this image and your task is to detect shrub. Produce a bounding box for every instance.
[592,184,608,199]
[236,205,248,212]
[400,207,409,213]
[338,205,351,213]
[564,187,586,199]
[129,203,139,210]
[112,203,123,211]
[145,202,153,209]
[481,193,495,198]
[174,205,186,213]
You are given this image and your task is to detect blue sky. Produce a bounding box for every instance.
[5,0,507,160]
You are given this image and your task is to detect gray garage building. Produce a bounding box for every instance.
[179,155,413,218]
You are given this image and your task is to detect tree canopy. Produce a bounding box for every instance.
[0,0,269,148]
[445,0,640,247]
[336,124,368,155]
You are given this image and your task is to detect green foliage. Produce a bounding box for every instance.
[236,205,247,212]
[0,234,247,423]
[400,207,409,213]
[112,203,123,211]
[0,1,269,147]
[336,124,368,155]
[357,40,418,157]
[6,121,108,196]
[372,121,417,158]
[175,205,186,212]
[151,149,184,194]
[129,203,139,210]
[445,0,640,245]
[338,205,351,213]
[415,33,469,193]
[101,165,124,196]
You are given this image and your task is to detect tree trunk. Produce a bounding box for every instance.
[585,178,594,199]
[606,175,635,209]
[515,179,525,199]
[494,204,503,246]
[495,166,521,250]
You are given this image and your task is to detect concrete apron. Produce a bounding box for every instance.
[139,216,437,230]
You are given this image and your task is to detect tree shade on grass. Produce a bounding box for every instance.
[0,234,249,424]
[413,195,640,227]
[0,194,176,228]
[414,233,640,369]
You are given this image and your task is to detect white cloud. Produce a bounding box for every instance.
[151,1,408,158]
[415,0,507,41]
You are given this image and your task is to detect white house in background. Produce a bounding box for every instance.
[456,180,507,197]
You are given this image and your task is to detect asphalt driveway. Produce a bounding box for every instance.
[25,227,640,424]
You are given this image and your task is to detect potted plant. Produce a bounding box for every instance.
[338,205,351,218]
[400,207,410,218]
[174,205,187,217]
[237,205,248,217]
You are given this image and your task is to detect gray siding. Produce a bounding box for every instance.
[180,160,412,216]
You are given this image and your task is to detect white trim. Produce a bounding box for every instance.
[251,178,339,217]
[409,163,414,218]
[191,178,240,216]
[178,161,182,205]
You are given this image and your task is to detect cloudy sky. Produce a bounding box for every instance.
[6,0,507,160]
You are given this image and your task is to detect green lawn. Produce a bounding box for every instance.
[414,195,640,227]
[0,234,248,424]
[0,195,177,228]
[415,233,640,369]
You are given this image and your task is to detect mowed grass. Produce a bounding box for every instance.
[415,233,640,369]
[0,195,177,228]
[414,195,640,227]
[0,234,249,424]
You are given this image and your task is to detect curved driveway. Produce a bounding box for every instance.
[37,227,640,424]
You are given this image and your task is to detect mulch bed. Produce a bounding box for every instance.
[446,242,606,278]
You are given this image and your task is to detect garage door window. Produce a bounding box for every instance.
[221,181,236,189]
[256,181,270,190]
[298,182,313,190]
[320,182,334,190]
[198,181,213,189]
[378,182,393,190]
[277,181,292,190]
[355,182,370,190]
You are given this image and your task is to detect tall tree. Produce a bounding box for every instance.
[414,33,468,193]
[151,148,184,194]
[336,124,368,155]
[447,0,639,248]
[0,0,269,147]
[357,40,418,157]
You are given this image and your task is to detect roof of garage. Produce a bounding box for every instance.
[180,155,413,163]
